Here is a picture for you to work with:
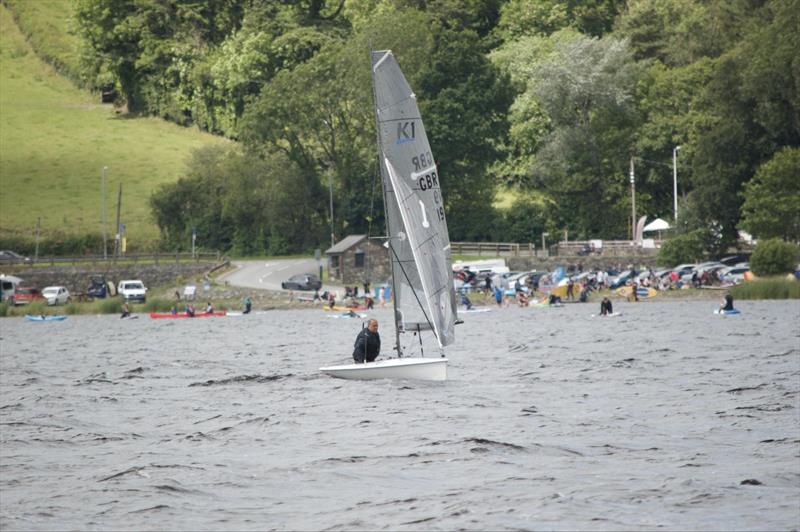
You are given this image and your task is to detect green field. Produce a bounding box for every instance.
[0,4,227,248]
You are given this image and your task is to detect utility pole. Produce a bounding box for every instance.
[101,166,108,259]
[328,172,335,247]
[629,157,636,243]
[673,145,681,223]
[35,217,41,261]
[114,182,122,258]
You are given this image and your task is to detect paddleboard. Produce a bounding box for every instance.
[714,308,741,315]
[615,286,658,299]
[591,312,623,318]
[328,312,367,319]
[462,308,491,313]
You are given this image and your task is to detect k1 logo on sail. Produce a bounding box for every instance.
[396,121,415,145]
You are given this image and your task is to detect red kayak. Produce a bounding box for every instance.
[149,311,227,319]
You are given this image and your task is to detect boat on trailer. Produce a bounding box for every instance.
[319,49,458,382]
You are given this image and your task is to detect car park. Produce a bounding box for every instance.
[42,286,70,305]
[117,280,147,302]
[281,274,322,291]
[11,286,45,305]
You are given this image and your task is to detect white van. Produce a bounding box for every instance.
[0,274,23,302]
[117,280,147,302]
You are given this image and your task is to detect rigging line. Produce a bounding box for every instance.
[387,239,437,339]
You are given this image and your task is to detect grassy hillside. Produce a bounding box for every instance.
[3,0,82,82]
[0,4,227,248]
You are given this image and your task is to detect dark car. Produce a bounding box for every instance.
[281,274,322,291]
[87,275,110,298]
[0,250,31,264]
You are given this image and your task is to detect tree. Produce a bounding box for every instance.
[526,31,643,238]
[739,147,800,241]
[656,230,706,266]
[749,238,799,276]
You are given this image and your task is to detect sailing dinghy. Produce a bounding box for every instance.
[320,50,458,382]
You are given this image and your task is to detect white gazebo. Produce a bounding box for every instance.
[643,217,671,242]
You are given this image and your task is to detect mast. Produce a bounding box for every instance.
[370,49,403,357]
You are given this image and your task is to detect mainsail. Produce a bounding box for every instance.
[371,50,456,349]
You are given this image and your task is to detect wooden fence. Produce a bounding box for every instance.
[3,251,222,267]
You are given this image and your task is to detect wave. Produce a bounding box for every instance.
[188,373,293,387]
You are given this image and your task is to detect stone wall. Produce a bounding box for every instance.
[336,240,391,285]
[1,261,224,295]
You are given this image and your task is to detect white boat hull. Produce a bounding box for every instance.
[320,357,447,381]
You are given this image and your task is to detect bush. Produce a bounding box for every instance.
[26,301,47,316]
[0,302,8,317]
[749,238,799,276]
[98,299,122,314]
[144,298,174,312]
[64,302,81,315]
[657,230,706,266]
[731,277,800,300]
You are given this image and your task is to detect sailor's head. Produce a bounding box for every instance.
[367,319,378,332]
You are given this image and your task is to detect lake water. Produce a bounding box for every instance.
[1,299,798,531]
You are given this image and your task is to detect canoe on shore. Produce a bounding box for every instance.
[150,311,227,319]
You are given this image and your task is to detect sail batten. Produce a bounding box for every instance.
[371,50,456,349]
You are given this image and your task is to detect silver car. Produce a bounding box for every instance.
[42,286,70,305]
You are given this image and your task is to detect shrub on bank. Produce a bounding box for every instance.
[0,302,7,317]
[731,277,800,300]
[64,302,81,315]
[749,239,799,276]
[26,301,47,316]
[98,299,122,314]
[144,299,174,312]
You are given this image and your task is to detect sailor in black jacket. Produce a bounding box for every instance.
[353,319,380,363]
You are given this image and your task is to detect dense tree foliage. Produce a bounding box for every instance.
[739,147,800,242]
[72,0,799,255]
[749,238,800,276]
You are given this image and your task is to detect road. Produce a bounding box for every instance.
[220,258,332,292]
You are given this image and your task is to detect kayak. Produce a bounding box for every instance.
[149,311,227,319]
[323,305,368,312]
[714,308,741,315]
[25,315,67,321]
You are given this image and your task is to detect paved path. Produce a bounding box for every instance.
[219,258,334,293]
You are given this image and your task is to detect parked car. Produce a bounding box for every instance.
[719,266,750,284]
[281,274,322,291]
[11,286,45,305]
[87,274,116,299]
[42,286,71,305]
[608,270,636,289]
[0,250,31,264]
[117,280,147,302]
